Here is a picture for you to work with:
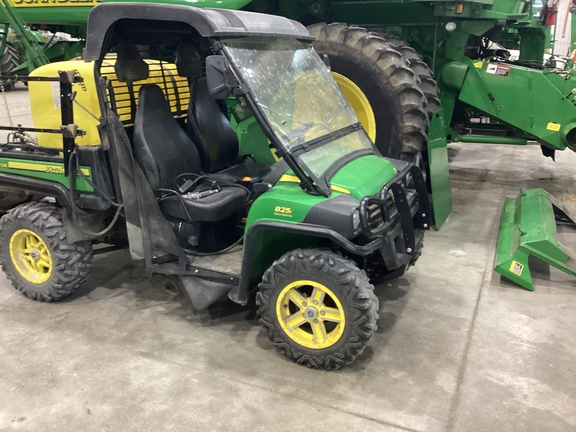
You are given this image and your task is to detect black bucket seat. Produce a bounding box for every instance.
[186,77,271,182]
[133,84,247,222]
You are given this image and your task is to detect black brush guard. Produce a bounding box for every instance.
[358,161,430,270]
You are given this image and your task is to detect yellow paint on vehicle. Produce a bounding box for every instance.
[8,161,90,176]
[331,185,351,194]
[278,174,351,195]
[474,61,484,68]
[546,122,561,132]
[332,72,376,142]
[29,58,189,148]
[9,229,52,284]
[273,206,293,217]
[279,174,300,183]
[276,280,345,349]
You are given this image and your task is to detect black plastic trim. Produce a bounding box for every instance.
[0,172,110,211]
[228,220,389,305]
[85,3,313,61]
[302,194,360,239]
[0,172,73,208]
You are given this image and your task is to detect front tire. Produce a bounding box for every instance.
[0,202,93,301]
[257,249,379,369]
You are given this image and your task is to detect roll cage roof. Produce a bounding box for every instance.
[84,2,314,61]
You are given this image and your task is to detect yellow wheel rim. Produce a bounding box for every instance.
[9,229,52,284]
[332,72,377,142]
[276,280,346,350]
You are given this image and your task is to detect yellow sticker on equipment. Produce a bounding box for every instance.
[8,161,89,176]
[473,61,484,68]
[509,261,524,276]
[10,0,100,7]
[546,122,561,132]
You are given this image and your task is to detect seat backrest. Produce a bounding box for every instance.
[114,42,149,83]
[134,84,201,191]
[187,77,239,173]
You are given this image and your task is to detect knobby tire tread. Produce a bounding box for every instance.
[0,202,93,301]
[308,22,429,159]
[257,248,379,370]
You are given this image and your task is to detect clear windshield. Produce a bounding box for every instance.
[224,37,373,182]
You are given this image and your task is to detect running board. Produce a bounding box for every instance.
[494,189,576,290]
[169,275,233,313]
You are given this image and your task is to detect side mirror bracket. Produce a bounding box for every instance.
[206,55,239,99]
[322,54,331,71]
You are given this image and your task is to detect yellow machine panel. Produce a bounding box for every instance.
[29,58,190,148]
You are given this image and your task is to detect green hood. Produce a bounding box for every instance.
[330,155,397,199]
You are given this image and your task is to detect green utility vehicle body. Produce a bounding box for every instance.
[0,4,430,369]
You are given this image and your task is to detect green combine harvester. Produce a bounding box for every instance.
[0,1,574,291]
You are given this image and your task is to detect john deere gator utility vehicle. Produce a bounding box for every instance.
[0,3,429,369]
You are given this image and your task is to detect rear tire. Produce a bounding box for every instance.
[308,22,429,160]
[0,202,93,301]
[0,44,19,90]
[257,248,379,370]
[371,31,441,118]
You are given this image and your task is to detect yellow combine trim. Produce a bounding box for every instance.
[332,72,376,142]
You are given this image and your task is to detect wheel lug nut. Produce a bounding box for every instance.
[313,300,318,305]
[320,311,325,316]
[302,302,307,306]
[313,319,318,323]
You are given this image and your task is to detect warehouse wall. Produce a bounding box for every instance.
[553,0,572,56]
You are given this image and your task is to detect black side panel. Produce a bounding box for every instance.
[0,173,73,208]
[303,194,360,239]
[77,146,116,202]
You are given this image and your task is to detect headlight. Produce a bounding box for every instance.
[367,202,384,229]
[353,209,361,230]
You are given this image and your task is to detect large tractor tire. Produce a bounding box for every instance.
[257,248,379,370]
[0,202,93,301]
[371,31,441,119]
[0,44,20,90]
[308,23,429,160]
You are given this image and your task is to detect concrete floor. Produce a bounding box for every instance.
[1,84,575,431]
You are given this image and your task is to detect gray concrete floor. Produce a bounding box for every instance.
[0,84,575,431]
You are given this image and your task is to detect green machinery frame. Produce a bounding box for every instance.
[0,0,49,73]
[495,189,576,290]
